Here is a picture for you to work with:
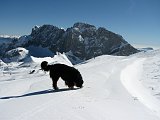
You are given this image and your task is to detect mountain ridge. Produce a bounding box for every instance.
[0,22,139,64]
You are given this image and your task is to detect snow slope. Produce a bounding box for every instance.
[0,50,160,120]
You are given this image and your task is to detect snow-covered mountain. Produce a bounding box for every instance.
[0,49,160,120]
[0,35,19,58]
[2,47,32,63]
[29,22,138,59]
[0,59,6,66]
[0,22,138,64]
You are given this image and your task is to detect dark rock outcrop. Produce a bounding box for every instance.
[0,22,139,63]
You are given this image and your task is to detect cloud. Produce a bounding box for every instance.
[133,44,160,50]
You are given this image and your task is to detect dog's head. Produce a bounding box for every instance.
[41,61,49,71]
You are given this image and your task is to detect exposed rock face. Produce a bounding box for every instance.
[0,22,139,63]
[61,22,138,59]
[28,25,65,51]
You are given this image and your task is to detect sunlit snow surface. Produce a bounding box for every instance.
[0,50,160,120]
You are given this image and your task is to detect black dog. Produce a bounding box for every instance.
[41,61,83,90]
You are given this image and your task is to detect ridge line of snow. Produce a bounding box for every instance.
[121,58,160,118]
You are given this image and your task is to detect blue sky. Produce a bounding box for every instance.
[0,0,160,48]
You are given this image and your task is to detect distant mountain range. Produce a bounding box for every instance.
[0,22,139,64]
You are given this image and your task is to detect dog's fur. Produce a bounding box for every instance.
[41,61,83,90]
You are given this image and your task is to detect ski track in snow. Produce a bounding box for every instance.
[0,51,160,120]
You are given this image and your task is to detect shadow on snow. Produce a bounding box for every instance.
[0,88,79,100]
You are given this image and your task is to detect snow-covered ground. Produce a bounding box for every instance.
[0,50,160,120]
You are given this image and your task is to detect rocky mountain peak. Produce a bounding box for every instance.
[0,22,139,64]
[73,22,96,32]
[31,24,64,37]
[73,22,96,29]
[29,24,65,48]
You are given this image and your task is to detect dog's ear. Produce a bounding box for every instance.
[41,61,48,71]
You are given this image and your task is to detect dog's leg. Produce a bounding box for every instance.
[69,86,74,90]
[51,76,59,90]
[75,73,83,88]
[67,81,74,89]
[52,81,58,90]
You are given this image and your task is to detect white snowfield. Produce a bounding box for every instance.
[0,49,160,120]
